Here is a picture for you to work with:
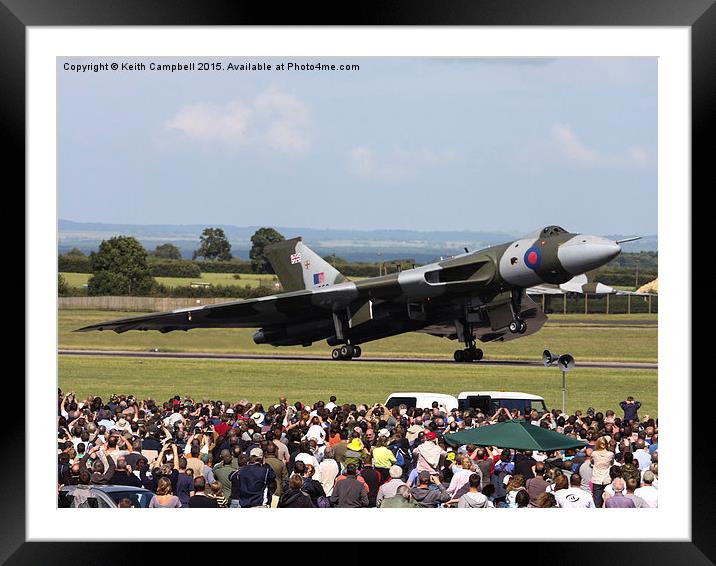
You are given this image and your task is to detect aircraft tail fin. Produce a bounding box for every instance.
[265,237,347,293]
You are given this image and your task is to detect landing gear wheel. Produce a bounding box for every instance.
[352,345,362,358]
[473,348,484,361]
[331,348,342,360]
[518,321,527,334]
[454,349,465,363]
[509,320,520,333]
[340,345,354,359]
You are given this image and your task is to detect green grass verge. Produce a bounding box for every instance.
[60,272,279,289]
[58,356,658,418]
[59,311,657,362]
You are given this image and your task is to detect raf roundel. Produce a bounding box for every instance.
[523,246,542,270]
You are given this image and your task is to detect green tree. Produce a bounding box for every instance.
[152,242,182,260]
[87,236,155,295]
[65,247,86,257]
[58,273,69,295]
[194,228,232,261]
[249,227,285,273]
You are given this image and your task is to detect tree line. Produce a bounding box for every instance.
[57,227,657,297]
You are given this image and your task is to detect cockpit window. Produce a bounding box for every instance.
[541,225,567,237]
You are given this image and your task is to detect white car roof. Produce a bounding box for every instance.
[457,391,545,401]
[387,392,458,399]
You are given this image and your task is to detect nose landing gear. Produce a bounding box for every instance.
[509,318,527,334]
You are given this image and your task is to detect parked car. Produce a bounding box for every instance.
[456,391,548,416]
[384,392,459,412]
[58,484,155,508]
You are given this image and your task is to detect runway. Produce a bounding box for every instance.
[58,349,658,370]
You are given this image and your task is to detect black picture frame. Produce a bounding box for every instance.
[9,1,707,563]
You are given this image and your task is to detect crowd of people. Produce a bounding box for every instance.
[57,390,657,509]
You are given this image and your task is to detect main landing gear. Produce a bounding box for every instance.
[453,346,483,363]
[509,318,527,334]
[454,317,484,363]
[331,344,362,361]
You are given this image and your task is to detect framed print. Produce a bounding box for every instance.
[10,0,710,563]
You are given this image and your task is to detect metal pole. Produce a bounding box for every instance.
[627,294,631,315]
[542,294,545,311]
[606,293,609,314]
[648,295,652,314]
[563,293,567,314]
[562,370,566,415]
[584,293,588,315]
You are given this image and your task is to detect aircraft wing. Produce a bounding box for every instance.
[615,289,657,297]
[74,288,341,334]
[526,284,565,295]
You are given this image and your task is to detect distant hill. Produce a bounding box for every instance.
[58,219,657,263]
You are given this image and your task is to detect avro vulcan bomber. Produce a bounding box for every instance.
[77,226,624,362]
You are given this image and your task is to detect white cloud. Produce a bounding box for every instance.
[347,146,459,181]
[625,146,650,168]
[165,89,309,154]
[551,123,599,167]
[550,124,652,170]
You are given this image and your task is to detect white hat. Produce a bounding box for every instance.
[251,412,265,425]
[378,428,390,438]
[226,408,234,414]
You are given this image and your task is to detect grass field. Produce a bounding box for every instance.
[60,272,279,289]
[57,356,658,418]
[58,310,657,362]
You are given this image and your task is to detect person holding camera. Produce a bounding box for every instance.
[619,397,642,423]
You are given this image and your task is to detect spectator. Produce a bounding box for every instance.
[330,464,369,508]
[604,478,636,508]
[446,456,479,499]
[634,471,658,508]
[376,466,407,507]
[633,439,652,470]
[554,474,594,508]
[526,462,549,507]
[505,474,528,508]
[412,431,446,479]
[109,456,142,487]
[295,461,326,507]
[619,397,641,423]
[359,455,382,507]
[371,436,397,481]
[264,443,288,498]
[228,448,276,508]
[148,477,182,508]
[318,445,339,496]
[188,476,219,508]
[591,436,615,507]
[514,490,530,508]
[208,481,228,508]
[536,492,557,508]
[457,473,490,508]
[410,470,452,508]
[380,484,418,508]
[213,449,238,501]
[79,446,115,485]
[278,474,315,508]
[624,478,647,508]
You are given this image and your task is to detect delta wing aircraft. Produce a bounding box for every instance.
[77,226,623,362]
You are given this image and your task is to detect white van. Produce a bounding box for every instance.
[384,392,459,412]
[456,391,547,416]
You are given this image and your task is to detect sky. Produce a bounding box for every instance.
[58,57,657,235]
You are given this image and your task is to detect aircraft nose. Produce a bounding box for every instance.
[558,235,621,275]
